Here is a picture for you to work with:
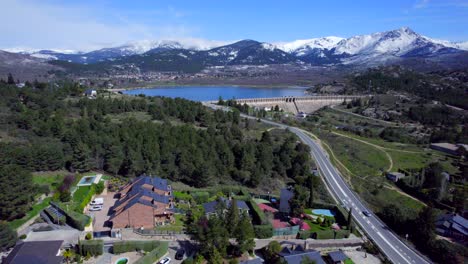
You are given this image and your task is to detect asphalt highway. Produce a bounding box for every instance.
[205,103,431,264]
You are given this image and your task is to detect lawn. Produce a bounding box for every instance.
[32,171,67,187]
[154,214,185,232]
[8,197,52,230]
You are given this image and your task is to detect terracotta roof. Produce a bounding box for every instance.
[258,203,278,213]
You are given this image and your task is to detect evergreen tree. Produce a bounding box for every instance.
[235,211,255,254]
[0,222,17,250]
[0,165,34,221]
[226,199,240,235]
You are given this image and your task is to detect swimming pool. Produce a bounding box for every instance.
[77,176,96,186]
[312,209,335,217]
[115,257,128,264]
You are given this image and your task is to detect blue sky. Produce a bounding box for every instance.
[2,0,468,50]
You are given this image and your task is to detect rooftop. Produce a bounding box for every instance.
[328,250,349,262]
[203,198,249,214]
[4,240,63,264]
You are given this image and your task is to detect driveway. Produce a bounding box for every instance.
[89,192,117,233]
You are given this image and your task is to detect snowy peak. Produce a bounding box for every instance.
[275,36,344,55]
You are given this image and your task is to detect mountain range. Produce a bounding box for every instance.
[2,27,468,76]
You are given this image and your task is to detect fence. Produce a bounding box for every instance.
[273,225,300,236]
[133,228,185,236]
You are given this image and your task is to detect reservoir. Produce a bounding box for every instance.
[123,86,307,101]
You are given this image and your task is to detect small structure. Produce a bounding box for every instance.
[84,89,97,98]
[386,171,405,182]
[435,213,468,241]
[328,250,349,264]
[430,143,467,156]
[279,246,326,264]
[202,198,249,217]
[279,187,294,214]
[3,240,63,264]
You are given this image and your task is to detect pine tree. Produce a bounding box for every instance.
[0,222,17,250]
[347,208,353,230]
[226,199,239,235]
[235,211,256,254]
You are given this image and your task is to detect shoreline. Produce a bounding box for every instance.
[108,83,310,92]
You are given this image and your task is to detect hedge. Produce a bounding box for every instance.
[74,185,96,213]
[113,240,163,254]
[253,224,273,239]
[50,202,90,231]
[78,239,103,256]
[246,200,268,225]
[133,242,168,264]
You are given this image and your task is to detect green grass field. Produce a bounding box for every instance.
[8,197,52,230]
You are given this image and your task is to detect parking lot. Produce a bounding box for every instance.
[89,192,117,233]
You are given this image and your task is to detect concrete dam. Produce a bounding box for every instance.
[208,95,365,114]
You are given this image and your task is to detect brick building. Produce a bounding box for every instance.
[110,175,174,229]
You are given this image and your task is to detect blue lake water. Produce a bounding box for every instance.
[123,86,307,101]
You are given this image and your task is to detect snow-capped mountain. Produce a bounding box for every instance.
[275,37,344,55]
[272,27,467,66]
[3,27,467,69]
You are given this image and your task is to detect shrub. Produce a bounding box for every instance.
[75,185,96,213]
[192,192,210,204]
[133,242,168,264]
[19,234,27,240]
[58,174,75,193]
[95,181,104,194]
[253,224,273,238]
[78,239,103,256]
[85,232,92,240]
[59,191,71,202]
[113,240,163,254]
[246,200,267,225]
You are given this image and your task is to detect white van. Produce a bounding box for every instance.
[90,198,104,205]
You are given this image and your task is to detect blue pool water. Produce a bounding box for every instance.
[123,85,307,101]
[312,209,335,217]
[77,176,96,186]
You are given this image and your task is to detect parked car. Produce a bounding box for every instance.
[362,211,371,217]
[90,198,104,205]
[159,257,171,264]
[89,205,103,211]
[175,249,185,260]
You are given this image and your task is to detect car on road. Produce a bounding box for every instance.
[90,198,104,205]
[159,257,171,264]
[89,205,103,211]
[175,249,185,260]
[362,211,371,217]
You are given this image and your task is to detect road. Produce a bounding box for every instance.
[204,103,431,264]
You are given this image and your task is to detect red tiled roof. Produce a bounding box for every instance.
[272,219,290,229]
[290,217,311,231]
[258,203,278,213]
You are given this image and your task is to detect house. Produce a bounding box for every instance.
[279,188,294,214]
[328,250,349,264]
[202,198,249,217]
[110,175,174,229]
[279,245,326,264]
[3,240,63,264]
[435,213,468,241]
[386,171,405,182]
[84,89,97,98]
[430,143,467,156]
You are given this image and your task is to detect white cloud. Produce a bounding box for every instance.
[0,0,204,51]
